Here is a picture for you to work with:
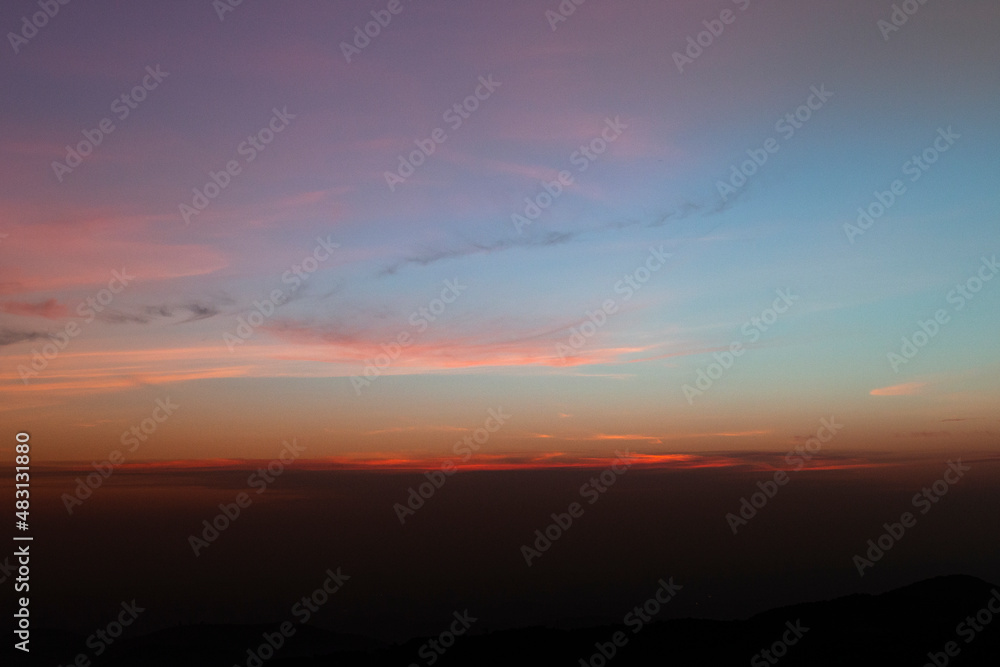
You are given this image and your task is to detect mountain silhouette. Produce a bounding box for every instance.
[17,575,999,666]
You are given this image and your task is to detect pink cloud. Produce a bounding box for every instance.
[0,298,70,319]
[0,216,228,294]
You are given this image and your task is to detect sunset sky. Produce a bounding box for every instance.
[2,0,998,463]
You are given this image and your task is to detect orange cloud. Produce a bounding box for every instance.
[870,382,928,396]
[38,451,896,474]
[265,328,639,369]
[264,316,705,372]
[526,430,771,444]
[362,425,468,436]
[0,345,267,400]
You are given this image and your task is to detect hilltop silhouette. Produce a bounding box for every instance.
[14,574,999,666]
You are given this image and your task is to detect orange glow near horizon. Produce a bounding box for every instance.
[34,451,915,474]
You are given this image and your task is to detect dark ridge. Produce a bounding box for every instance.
[14,575,999,666]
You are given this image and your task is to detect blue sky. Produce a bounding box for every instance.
[1,0,998,462]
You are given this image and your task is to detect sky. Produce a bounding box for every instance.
[2,0,999,464]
